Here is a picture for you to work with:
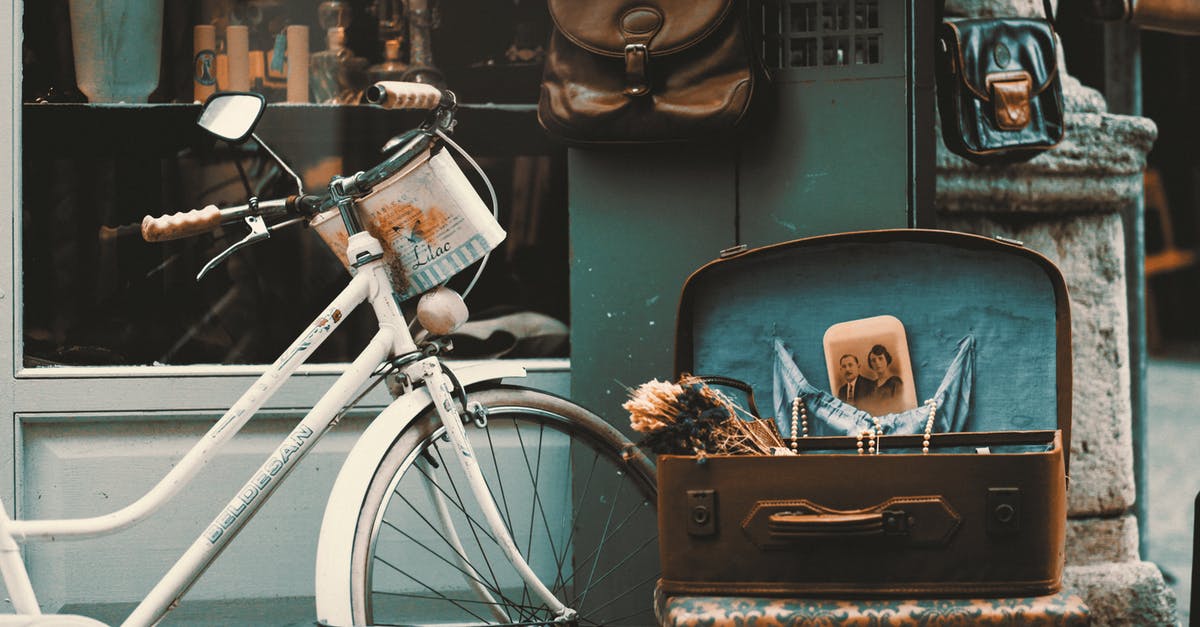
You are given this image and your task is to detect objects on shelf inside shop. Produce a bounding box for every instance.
[310,1,369,104]
[369,0,408,84]
[226,25,251,92]
[368,38,410,85]
[69,0,164,103]
[402,0,446,88]
[505,0,547,65]
[194,24,218,103]
[286,25,310,103]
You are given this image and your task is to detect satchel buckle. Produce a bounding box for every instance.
[624,43,650,97]
[986,71,1033,131]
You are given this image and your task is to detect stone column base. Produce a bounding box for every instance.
[1064,561,1178,626]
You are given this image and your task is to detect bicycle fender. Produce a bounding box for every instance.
[313,361,525,627]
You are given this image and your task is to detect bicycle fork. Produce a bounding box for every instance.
[405,357,578,624]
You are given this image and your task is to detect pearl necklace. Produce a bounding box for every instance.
[922,398,937,453]
[789,396,809,453]
[790,396,939,455]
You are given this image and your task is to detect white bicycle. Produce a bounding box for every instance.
[0,84,658,627]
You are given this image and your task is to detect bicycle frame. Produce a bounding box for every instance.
[0,231,569,626]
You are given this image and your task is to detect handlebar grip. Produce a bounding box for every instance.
[141,205,223,242]
[366,81,444,110]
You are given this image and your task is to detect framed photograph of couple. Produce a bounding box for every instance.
[822,315,918,416]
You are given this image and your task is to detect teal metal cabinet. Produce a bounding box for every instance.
[570,0,935,423]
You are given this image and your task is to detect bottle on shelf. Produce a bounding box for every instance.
[368,38,409,84]
[309,1,368,104]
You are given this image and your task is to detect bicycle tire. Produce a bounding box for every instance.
[348,386,659,626]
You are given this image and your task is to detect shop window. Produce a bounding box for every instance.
[20,0,567,367]
[768,0,883,70]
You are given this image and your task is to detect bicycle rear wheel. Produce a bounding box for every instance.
[349,386,659,626]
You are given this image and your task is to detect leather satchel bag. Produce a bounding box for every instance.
[935,0,1065,164]
[538,0,758,144]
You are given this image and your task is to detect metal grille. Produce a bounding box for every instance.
[763,0,883,69]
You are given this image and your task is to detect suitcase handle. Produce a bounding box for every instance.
[766,509,914,540]
[692,375,763,417]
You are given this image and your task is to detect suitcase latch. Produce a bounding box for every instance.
[987,487,1021,535]
[687,489,717,537]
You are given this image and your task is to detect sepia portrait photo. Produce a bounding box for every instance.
[822,315,918,416]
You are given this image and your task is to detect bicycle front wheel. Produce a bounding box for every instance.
[348,386,659,626]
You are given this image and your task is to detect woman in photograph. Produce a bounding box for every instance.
[867,344,903,402]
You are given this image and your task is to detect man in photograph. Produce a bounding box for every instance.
[836,354,875,404]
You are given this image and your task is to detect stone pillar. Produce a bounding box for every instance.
[939,2,1177,624]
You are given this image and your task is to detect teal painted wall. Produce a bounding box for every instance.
[568,1,930,425]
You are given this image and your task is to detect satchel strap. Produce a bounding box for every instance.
[936,0,1056,28]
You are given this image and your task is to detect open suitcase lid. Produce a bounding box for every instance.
[674,229,1072,472]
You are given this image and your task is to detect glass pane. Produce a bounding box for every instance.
[789,2,820,33]
[762,1,784,69]
[822,0,849,32]
[855,34,881,65]
[790,37,820,67]
[21,0,568,367]
[855,0,879,29]
[823,36,850,66]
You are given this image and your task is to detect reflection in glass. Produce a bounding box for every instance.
[822,0,849,31]
[855,0,879,29]
[790,38,819,67]
[855,34,881,64]
[823,36,849,66]
[790,2,819,32]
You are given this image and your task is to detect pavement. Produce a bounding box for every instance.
[1145,357,1200,625]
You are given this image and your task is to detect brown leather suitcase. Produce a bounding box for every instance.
[658,229,1072,598]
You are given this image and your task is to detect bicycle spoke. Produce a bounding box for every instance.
[391,490,512,604]
[578,571,660,621]
[411,458,501,546]
[372,589,549,611]
[550,451,602,596]
[574,473,624,610]
[570,534,657,611]
[556,496,650,595]
[372,554,491,624]
[355,390,659,626]
[484,418,517,534]
[512,419,561,615]
[377,518,520,609]
[431,439,508,601]
[376,525,539,623]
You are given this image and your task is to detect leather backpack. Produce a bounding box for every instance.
[538,0,759,145]
[935,0,1065,164]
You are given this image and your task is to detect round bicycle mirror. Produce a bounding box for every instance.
[197,92,266,143]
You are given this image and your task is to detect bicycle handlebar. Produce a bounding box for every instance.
[365,81,445,110]
[142,81,454,245]
[141,197,294,242]
[141,205,222,242]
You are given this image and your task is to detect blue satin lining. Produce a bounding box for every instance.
[772,336,975,437]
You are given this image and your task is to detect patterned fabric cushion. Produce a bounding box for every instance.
[655,585,1091,626]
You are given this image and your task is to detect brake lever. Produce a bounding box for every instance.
[196,215,270,281]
